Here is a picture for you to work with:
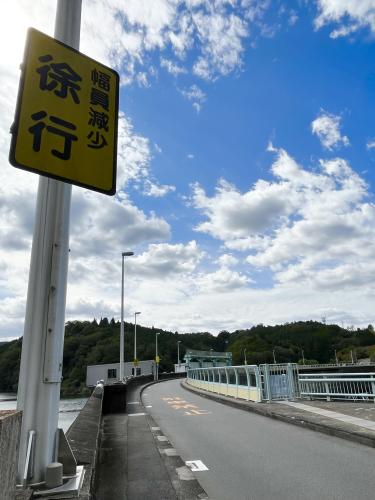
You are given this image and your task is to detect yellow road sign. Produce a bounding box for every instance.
[10,28,119,195]
[155,355,160,364]
[133,358,139,367]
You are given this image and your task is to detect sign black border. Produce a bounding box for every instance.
[9,27,119,196]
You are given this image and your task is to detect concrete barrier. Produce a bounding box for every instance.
[66,383,104,499]
[0,410,22,500]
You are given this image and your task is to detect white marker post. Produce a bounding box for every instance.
[17,0,81,484]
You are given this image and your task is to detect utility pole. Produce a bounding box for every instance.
[16,0,82,484]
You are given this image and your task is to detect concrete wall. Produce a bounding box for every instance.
[86,360,155,387]
[0,410,22,500]
[66,384,104,499]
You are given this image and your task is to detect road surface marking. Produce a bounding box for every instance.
[186,460,209,472]
[128,412,147,417]
[157,435,168,441]
[151,426,160,431]
[127,402,139,405]
[162,396,211,416]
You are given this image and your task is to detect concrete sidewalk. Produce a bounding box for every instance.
[182,380,375,449]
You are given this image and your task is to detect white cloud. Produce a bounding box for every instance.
[187,153,195,159]
[367,139,375,150]
[192,10,248,80]
[193,146,374,294]
[217,253,239,267]
[311,111,350,150]
[179,84,206,112]
[143,181,176,197]
[127,240,204,279]
[160,57,187,76]
[314,1,375,37]
[197,267,251,292]
[80,0,261,84]
[69,191,171,258]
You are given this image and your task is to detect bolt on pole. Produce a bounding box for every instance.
[17,0,81,484]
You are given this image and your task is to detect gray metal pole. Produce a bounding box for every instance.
[178,341,180,365]
[120,252,134,382]
[134,313,137,362]
[16,0,81,483]
[155,332,158,381]
[120,256,125,381]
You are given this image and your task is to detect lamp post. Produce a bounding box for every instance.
[178,341,182,367]
[301,349,305,365]
[244,348,247,365]
[155,332,160,381]
[272,349,276,364]
[133,311,141,375]
[120,252,134,382]
[334,349,339,365]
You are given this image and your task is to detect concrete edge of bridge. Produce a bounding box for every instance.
[181,380,375,450]
[140,379,209,500]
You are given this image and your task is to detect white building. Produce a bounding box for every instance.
[86,360,155,387]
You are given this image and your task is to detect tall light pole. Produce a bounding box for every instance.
[155,332,160,381]
[134,311,141,374]
[244,348,247,365]
[178,340,182,367]
[120,251,134,381]
[334,349,339,365]
[301,349,305,365]
[273,349,276,364]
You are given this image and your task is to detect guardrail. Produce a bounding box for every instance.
[299,362,375,369]
[187,364,299,402]
[187,365,262,402]
[299,372,375,401]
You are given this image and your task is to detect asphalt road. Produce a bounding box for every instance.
[142,379,375,500]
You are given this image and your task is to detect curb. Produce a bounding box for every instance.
[181,380,375,450]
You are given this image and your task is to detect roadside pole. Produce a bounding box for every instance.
[16,0,81,484]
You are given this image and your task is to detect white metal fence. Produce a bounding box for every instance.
[187,365,375,403]
[187,364,299,402]
[299,372,375,402]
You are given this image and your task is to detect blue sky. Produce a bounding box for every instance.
[1,1,375,340]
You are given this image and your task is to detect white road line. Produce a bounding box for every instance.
[185,460,209,472]
[128,413,147,417]
[127,402,139,405]
[157,435,168,441]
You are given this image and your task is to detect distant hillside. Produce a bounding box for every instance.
[0,319,374,396]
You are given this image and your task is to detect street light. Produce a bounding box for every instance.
[178,341,182,367]
[155,332,160,381]
[301,349,305,365]
[244,348,247,365]
[134,311,141,374]
[120,251,134,381]
[272,349,276,364]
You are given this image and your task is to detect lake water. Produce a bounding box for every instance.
[0,393,87,432]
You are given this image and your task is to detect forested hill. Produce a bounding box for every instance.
[0,319,374,396]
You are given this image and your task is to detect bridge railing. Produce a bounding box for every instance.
[187,365,262,402]
[187,364,300,402]
[299,372,375,401]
